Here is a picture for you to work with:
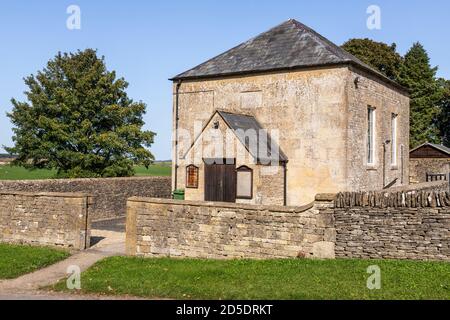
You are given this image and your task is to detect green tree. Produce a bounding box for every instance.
[342,38,403,81]
[437,79,450,147]
[399,43,443,148]
[5,49,155,178]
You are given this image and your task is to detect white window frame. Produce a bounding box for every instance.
[391,114,398,166]
[367,107,376,166]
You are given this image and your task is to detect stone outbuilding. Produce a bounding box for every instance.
[170,19,410,206]
[410,143,450,183]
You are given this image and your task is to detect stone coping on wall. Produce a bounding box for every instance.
[335,191,450,208]
[314,193,337,202]
[386,180,448,193]
[127,196,327,213]
[0,190,91,198]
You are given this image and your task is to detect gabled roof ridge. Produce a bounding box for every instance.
[170,19,408,94]
[290,20,349,61]
[290,19,392,80]
[182,110,288,163]
[411,142,450,155]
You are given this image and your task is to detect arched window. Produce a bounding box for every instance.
[186,165,199,189]
[236,166,253,199]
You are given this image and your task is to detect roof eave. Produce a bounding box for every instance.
[170,62,410,96]
[347,61,410,97]
[170,62,349,81]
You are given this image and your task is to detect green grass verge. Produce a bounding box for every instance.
[0,244,70,280]
[54,257,450,300]
[0,164,171,180]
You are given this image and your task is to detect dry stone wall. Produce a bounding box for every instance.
[410,158,450,184]
[126,186,450,261]
[0,177,172,220]
[386,180,449,194]
[126,196,336,260]
[334,191,450,261]
[0,191,91,249]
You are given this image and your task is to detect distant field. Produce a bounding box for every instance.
[0,163,171,180]
[135,163,171,177]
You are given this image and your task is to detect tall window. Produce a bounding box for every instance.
[391,114,398,166]
[367,107,376,165]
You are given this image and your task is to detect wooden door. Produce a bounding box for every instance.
[204,160,236,203]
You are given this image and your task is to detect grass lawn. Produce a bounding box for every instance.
[0,244,70,280]
[54,257,450,300]
[0,164,171,180]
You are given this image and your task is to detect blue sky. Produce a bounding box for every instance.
[0,0,449,160]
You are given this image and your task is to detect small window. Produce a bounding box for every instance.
[367,107,376,165]
[236,166,253,199]
[186,165,199,189]
[391,114,398,166]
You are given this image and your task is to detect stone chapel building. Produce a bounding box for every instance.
[170,19,410,206]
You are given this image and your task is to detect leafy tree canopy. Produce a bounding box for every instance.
[437,79,450,147]
[342,38,403,81]
[398,43,443,147]
[343,39,447,148]
[5,49,155,178]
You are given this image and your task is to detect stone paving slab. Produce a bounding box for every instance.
[92,217,126,233]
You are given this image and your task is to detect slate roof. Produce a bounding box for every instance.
[171,19,406,92]
[410,143,450,156]
[218,111,288,163]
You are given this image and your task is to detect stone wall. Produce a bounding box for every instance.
[410,158,450,184]
[126,189,450,261]
[126,196,336,259]
[386,180,449,193]
[334,191,450,261]
[174,67,352,206]
[346,67,410,191]
[0,191,91,250]
[0,177,172,221]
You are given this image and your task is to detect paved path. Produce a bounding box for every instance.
[0,229,129,300]
[92,217,126,233]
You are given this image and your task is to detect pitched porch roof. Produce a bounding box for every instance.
[182,111,288,164]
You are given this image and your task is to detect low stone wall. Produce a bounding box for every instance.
[126,196,336,260]
[334,191,450,261]
[0,191,91,250]
[410,158,450,184]
[0,177,172,220]
[125,189,449,261]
